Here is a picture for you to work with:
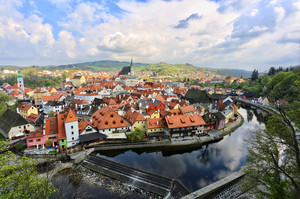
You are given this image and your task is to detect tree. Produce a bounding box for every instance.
[0,141,57,198]
[127,128,145,142]
[251,69,259,81]
[268,67,276,76]
[242,104,300,198]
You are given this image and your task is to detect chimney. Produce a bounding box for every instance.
[214,85,217,94]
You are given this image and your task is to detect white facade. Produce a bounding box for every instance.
[80,125,97,135]
[98,126,131,135]
[64,121,79,147]
[74,94,102,104]
[8,124,34,139]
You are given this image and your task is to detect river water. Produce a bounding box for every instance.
[97,107,269,192]
[51,107,269,198]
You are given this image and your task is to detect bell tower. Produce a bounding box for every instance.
[17,69,24,90]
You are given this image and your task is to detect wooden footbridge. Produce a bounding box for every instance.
[82,154,190,198]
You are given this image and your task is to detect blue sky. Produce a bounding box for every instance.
[0,0,300,71]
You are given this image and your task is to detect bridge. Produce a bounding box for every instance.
[81,154,190,198]
[235,98,278,115]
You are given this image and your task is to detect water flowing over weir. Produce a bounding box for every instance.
[81,154,190,198]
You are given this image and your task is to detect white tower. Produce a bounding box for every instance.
[17,69,24,90]
[64,109,79,147]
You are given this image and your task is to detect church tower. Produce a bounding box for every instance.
[17,69,24,90]
[129,58,133,75]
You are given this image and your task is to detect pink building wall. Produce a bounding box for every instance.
[26,134,58,149]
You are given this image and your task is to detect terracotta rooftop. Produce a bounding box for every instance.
[180,105,197,114]
[165,114,206,129]
[124,110,146,125]
[92,107,130,130]
[78,118,93,134]
[147,118,165,129]
[26,113,41,122]
[20,104,34,111]
[65,109,78,123]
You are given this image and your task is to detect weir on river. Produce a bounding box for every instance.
[82,154,190,198]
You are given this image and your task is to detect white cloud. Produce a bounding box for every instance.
[0,0,300,70]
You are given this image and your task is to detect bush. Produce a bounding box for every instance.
[127,128,145,142]
[14,143,25,152]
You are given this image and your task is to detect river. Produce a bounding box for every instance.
[96,107,269,192]
[51,107,269,198]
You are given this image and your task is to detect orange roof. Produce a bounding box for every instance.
[9,89,22,96]
[91,107,130,130]
[78,118,93,134]
[45,117,58,135]
[180,105,196,114]
[26,113,41,122]
[65,109,78,123]
[124,110,146,124]
[155,94,165,102]
[20,104,34,111]
[168,109,182,116]
[165,114,206,129]
[27,127,43,138]
[24,88,33,93]
[11,83,24,92]
[147,118,165,129]
[57,114,66,140]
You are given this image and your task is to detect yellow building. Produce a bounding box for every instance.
[220,109,234,123]
[124,111,147,133]
[146,118,165,135]
[19,104,38,118]
[72,75,86,87]
[33,89,49,105]
[148,110,160,119]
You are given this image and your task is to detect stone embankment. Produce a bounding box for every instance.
[92,112,243,152]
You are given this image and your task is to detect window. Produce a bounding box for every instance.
[71,131,74,135]
[36,139,41,142]
[29,139,33,142]
[72,137,74,140]
[71,126,73,129]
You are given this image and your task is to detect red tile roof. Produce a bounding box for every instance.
[92,107,130,130]
[64,109,78,123]
[124,110,146,124]
[180,105,196,114]
[57,114,66,139]
[78,118,93,134]
[165,114,206,129]
[20,104,34,111]
[45,116,58,135]
[147,118,165,129]
[26,113,41,122]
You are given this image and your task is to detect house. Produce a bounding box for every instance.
[179,105,197,115]
[202,112,226,130]
[64,109,80,147]
[165,114,206,137]
[72,75,86,87]
[78,118,105,146]
[26,113,44,126]
[91,107,131,135]
[19,104,38,118]
[124,110,147,133]
[33,88,49,105]
[146,118,165,137]
[26,116,59,149]
[220,108,234,124]
[0,109,34,139]
[43,101,65,114]
[258,97,269,106]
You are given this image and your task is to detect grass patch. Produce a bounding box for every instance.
[221,112,244,137]
[48,150,57,154]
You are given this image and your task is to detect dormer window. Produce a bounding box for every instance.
[110,114,114,118]
[121,120,124,123]
[113,121,116,124]
[105,121,108,125]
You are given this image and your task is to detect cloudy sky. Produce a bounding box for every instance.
[0,0,299,71]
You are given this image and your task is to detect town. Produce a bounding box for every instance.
[0,61,247,154]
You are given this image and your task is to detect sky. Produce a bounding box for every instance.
[0,0,300,71]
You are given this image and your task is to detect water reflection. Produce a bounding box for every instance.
[98,108,269,191]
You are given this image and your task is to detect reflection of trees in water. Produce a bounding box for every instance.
[196,145,221,166]
[252,108,270,124]
[247,109,254,122]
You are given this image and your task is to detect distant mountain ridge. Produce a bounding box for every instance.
[2,60,256,78]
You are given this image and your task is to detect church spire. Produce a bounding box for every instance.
[130,58,133,74]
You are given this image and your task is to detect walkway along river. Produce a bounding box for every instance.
[96,107,269,193]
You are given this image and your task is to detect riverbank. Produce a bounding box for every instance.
[92,112,244,152]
